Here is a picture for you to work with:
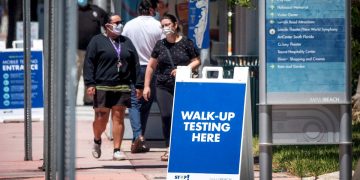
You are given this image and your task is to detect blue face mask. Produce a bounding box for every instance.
[78,0,88,7]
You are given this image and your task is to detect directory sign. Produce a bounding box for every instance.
[265,0,348,104]
[0,51,44,109]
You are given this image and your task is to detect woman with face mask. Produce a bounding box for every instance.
[83,14,142,161]
[143,13,201,161]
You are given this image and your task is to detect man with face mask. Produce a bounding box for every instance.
[83,14,142,160]
[122,0,163,154]
[77,0,108,105]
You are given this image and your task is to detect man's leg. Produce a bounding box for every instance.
[128,84,150,153]
[129,66,153,153]
[128,84,142,141]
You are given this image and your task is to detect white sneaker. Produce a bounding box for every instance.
[113,151,126,160]
[92,143,101,159]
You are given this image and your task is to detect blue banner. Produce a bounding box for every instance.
[187,0,210,49]
[168,81,246,179]
[121,0,141,23]
[0,51,43,109]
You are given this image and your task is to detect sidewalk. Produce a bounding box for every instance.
[0,116,301,180]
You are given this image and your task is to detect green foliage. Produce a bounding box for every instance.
[269,122,360,178]
[252,136,259,156]
[228,0,252,8]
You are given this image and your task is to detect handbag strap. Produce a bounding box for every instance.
[163,40,175,69]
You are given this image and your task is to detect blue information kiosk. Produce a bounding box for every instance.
[167,66,253,180]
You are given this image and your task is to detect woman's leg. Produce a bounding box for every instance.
[156,87,174,147]
[92,107,110,158]
[111,105,127,160]
[111,105,126,149]
[93,108,110,140]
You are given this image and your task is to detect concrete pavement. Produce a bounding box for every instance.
[0,120,169,180]
[0,107,303,180]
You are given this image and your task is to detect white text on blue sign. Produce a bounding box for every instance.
[181,111,235,143]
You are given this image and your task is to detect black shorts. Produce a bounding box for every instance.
[93,90,131,108]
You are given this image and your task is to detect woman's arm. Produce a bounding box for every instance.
[143,57,158,101]
[170,56,201,77]
[83,37,98,96]
[188,57,201,71]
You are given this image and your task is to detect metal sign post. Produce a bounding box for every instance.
[54,0,77,179]
[44,0,56,179]
[23,0,32,161]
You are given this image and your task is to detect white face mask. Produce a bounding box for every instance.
[162,27,174,35]
[112,23,123,35]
